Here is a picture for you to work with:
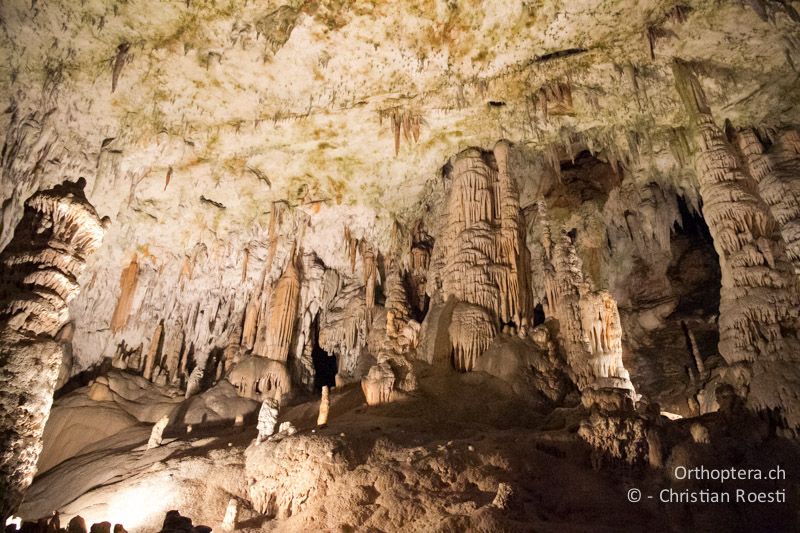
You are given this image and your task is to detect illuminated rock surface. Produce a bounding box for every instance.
[1,0,800,530]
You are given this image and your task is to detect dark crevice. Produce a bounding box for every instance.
[311,314,337,391]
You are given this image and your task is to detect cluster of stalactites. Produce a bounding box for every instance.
[734,127,800,276]
[673,61,800,429]
[439,142,531,330]
[227,356,291,402]
[541,226,633,392]
[318,293,368,380]
[448,302,497,372]
[255,257,300,363]
[0,182,106,337]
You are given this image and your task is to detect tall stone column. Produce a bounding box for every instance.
[734,127,800,275]
[672,61,800,430]
[0,179,106,523]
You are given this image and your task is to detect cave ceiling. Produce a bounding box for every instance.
[2,0,799,272]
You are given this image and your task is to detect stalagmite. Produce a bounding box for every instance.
[538,222,635,392]
[317,385,330,427]
[673,60,800,429]
[491,483,514,510]
[0,181,106,523]
[361,363,395,405]
[256,398,279,444]
[220,498,238,531]
[184,366,204,399]
[682,321,705,374]
[147,415,170,449]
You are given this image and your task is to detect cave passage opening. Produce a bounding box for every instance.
[311,314,337,390]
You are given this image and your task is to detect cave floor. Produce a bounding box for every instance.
[19,366,800,533]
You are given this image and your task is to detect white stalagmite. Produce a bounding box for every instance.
[361,363,396,405]
[220,498,238,531]
[147,415,170,449]
[317,386,330,426]
[256,398,280,444]
[184,366,204,399]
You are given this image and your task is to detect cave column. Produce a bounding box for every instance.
[672,61,800,429]
[0,181,106,523]
[734,127,800,274]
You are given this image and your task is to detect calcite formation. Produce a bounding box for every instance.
[673,61,800,431]
[361,363,396,406]
[448,303,497,372]
[254,256,300,363]
[316,386,330,426]
[147,415,170,450]
[227,356,290,403]
[0,181,106,523]
[2,1,800,530]
[539,224,634,392]
[437,143,530,328]
[256,399,279,444]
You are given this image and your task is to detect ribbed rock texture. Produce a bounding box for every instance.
[673,61,800,431]
[0,181,105,523]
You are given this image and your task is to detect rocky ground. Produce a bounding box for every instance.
[15,364,800,533]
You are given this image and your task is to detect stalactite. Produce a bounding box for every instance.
[439,143,530,329]
[142,321,163,381]
[734,128,800,274]
[344,225,358,273]
[0,181,106,524]
[267,202,285,268]
[673,60,800,430]
[110,254,139,332]
[241,247,250,283]
[448,303,496,371]
[242,293,260,350]
[261,256,300,363]
[533,81,574,122]
[360,240,377,311]
[381,108,424,156]
[160,318,184,384]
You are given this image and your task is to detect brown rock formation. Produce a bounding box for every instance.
[673,60,800,430]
